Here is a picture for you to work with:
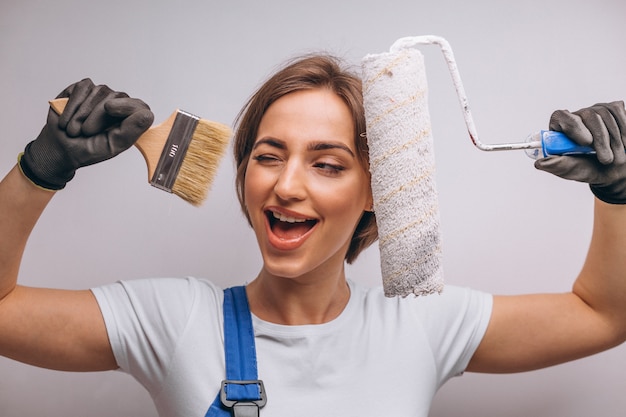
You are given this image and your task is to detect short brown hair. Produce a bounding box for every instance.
[233,54,377,264]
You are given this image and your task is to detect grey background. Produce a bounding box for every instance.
[1,0,625,416]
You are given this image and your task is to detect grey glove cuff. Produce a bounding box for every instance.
[590,182,626,205]
[19,140,75,190]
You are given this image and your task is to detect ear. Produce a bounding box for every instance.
[364,187,374,213]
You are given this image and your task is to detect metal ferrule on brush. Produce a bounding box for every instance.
[151,110,200,192]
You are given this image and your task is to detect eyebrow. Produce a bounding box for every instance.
[308,142,355,157]
[253,137,356,158]
[252,137,286,150]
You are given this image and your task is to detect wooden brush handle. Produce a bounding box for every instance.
[49,98,175,181]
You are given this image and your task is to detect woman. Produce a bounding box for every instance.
[0,54,625,417]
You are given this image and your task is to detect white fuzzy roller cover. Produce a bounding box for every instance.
[361,48,444,297]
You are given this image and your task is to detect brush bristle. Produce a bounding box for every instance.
[171,119,232,206]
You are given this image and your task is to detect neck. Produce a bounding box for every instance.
[246,267,350,325]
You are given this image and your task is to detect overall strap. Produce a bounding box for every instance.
[205,286,267,417]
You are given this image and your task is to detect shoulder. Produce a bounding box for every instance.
[93,276,223,303]
[350,281,492,315]
[92,276,225,330]
[95,274,220,292]
[348,281,492,337]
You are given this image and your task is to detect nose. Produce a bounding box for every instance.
[273,159,307,202]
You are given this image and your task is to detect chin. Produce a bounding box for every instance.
[261,257,314,280]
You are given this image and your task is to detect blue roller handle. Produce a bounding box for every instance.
[541,130,595,157]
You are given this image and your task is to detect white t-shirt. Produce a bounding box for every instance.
[92,278,492,417]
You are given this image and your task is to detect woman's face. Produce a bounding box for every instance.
[244,88,372,280]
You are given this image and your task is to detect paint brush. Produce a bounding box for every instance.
[49,98,232,206]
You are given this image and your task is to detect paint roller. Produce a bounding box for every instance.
[362,43,443,298]
[362,35,591,298]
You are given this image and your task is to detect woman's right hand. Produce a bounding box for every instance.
[19,78,154,190]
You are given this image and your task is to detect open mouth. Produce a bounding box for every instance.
[266,210,318,241]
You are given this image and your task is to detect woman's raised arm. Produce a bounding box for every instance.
[469,101,626,373]
[0,79,153,371]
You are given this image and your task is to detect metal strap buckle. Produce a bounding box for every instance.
[220,380,267,417]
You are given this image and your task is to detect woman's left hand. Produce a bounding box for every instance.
[534,100,626,204]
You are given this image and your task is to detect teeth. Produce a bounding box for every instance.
[271,210,309,223]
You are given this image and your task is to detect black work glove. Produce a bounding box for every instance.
[534,101,626,204]
[19,78,154,190]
